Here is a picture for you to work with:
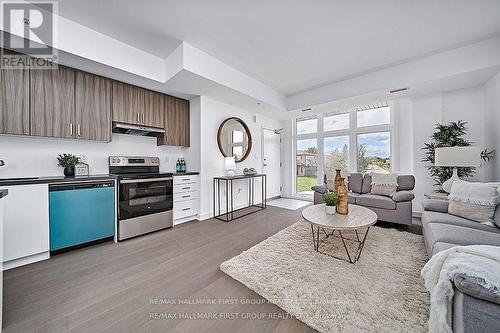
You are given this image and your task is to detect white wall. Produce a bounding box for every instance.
[0,106,200,177]
[198,97,281,220]
[485,72,500,181]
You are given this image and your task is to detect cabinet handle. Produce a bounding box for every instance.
[182,187,190,190]
[142,113,145,124]
[69,123,73,136]
[182,178,190,181]
[137,112,140,123]
[182,195,190,198]
[182,208,191,211]
[77,124,81,136]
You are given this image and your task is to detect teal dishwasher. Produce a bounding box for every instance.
[49,181,115,252]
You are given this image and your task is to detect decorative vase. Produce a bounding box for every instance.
[325,205,336,215]
[63,166,75,177]
[333,169,342,194]
[336,177,348,215]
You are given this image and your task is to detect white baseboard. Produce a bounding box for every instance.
[4,251,50,270]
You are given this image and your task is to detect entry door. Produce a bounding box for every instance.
[262,128,281,198]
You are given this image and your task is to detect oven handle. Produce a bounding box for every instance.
[120,177,173,184]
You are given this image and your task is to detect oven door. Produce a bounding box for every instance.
[118,177,173,220]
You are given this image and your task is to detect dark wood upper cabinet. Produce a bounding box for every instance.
[76,72,112,142]
[144,89,165,128]
[30,64,75,138]
[0,55,30,135]
[158,96,190,147]
[112,81,145,125]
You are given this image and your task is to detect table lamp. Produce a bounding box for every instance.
[225,156,236,177]
[434,146,481,193]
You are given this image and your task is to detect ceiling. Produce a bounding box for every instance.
[58,0,500,96]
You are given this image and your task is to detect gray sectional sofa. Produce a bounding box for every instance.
[422,199,500,333]
[312,173,416,225]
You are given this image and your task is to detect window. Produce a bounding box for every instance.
[294,102,393,196]
[357,132,391,174]
[357,106,390,127]
[324,136,349,173]
[296,139,317,195]
[324,112,349,132]
[296,117,317,135]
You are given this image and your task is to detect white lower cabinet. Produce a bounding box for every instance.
[173,175,199,225]
[3,184,50,269]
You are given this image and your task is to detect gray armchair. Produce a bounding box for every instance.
[312,173,416,225]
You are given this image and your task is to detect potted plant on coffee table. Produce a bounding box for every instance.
[57,153,80,177]
[323,191,339,215]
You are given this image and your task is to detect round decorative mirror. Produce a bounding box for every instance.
[217,117,252,162]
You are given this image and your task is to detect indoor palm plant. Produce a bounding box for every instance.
[323,191,339,215]
[57,153,80,177]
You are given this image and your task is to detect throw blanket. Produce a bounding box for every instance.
[421,245,500,333]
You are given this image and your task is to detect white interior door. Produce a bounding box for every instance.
[262,128,281,198]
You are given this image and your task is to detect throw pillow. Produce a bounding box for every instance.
[448,180,499,224]
[370,173,398,197]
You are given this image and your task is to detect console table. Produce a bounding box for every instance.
[213,174,266,222]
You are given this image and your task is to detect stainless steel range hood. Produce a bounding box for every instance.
[112,122,165,137]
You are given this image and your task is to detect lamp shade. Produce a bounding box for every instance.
[224,156,236,171]
[434,146,481,167]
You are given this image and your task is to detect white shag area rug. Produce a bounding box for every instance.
[220,220,429,333]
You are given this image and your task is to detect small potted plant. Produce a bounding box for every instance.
[57,153,80,177]
[323,191,339,215]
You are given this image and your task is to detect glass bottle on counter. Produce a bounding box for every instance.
[180,158,186,173]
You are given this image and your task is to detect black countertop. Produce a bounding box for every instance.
[0,174,118,186]
[172,172,199,176]
[0,189,7,199]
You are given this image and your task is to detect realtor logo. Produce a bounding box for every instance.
[1,0,58,68]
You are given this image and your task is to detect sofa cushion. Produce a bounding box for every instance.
[422,199,449,213]
[454,274,500,306]
[397,175,415,191]
[362,174,372,194]
[421,211,500,234]
[348,192,359,204]
[425,223,500,248]
[356,194,396,210]
[494,204,500,228]
[432,242,457,255]
[311,184,328,194]
[348,173,363,194]
[392,191,415,202]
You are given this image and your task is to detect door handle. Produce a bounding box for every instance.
[69,123,73,136]
[263,163,268,166]
[77,124,81,136]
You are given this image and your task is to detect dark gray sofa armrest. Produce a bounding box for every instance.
[392,191,415,202]
[422,199,449,213]
[311,184,328,194]
[454,274,500,305]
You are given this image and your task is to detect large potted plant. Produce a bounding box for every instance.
[422,120,494,191]
[57,154,80,177]
[323,191,339,215]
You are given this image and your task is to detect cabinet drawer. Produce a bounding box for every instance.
[173,200,199,219]
[173,191,198,202]
[173,175,198,185]
[173,183,198,193]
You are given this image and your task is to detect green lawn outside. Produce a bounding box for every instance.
[296,176,317,193]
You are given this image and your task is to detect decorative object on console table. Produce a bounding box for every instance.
[336,177,348,215]
[323,191,339,215]
[225,156,236,177]
[243,168,257,175]
[57,153,80,177]
[434,146,481,193]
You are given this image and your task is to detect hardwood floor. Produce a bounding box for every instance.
[3,206,422,333]
[3,206,315,333]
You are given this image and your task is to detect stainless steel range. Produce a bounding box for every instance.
[109,156,173,240]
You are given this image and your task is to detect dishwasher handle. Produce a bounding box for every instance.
[49,181,115,192]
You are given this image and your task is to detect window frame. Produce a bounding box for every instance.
[292,102,396,198]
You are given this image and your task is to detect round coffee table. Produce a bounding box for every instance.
[302,204,377,263]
